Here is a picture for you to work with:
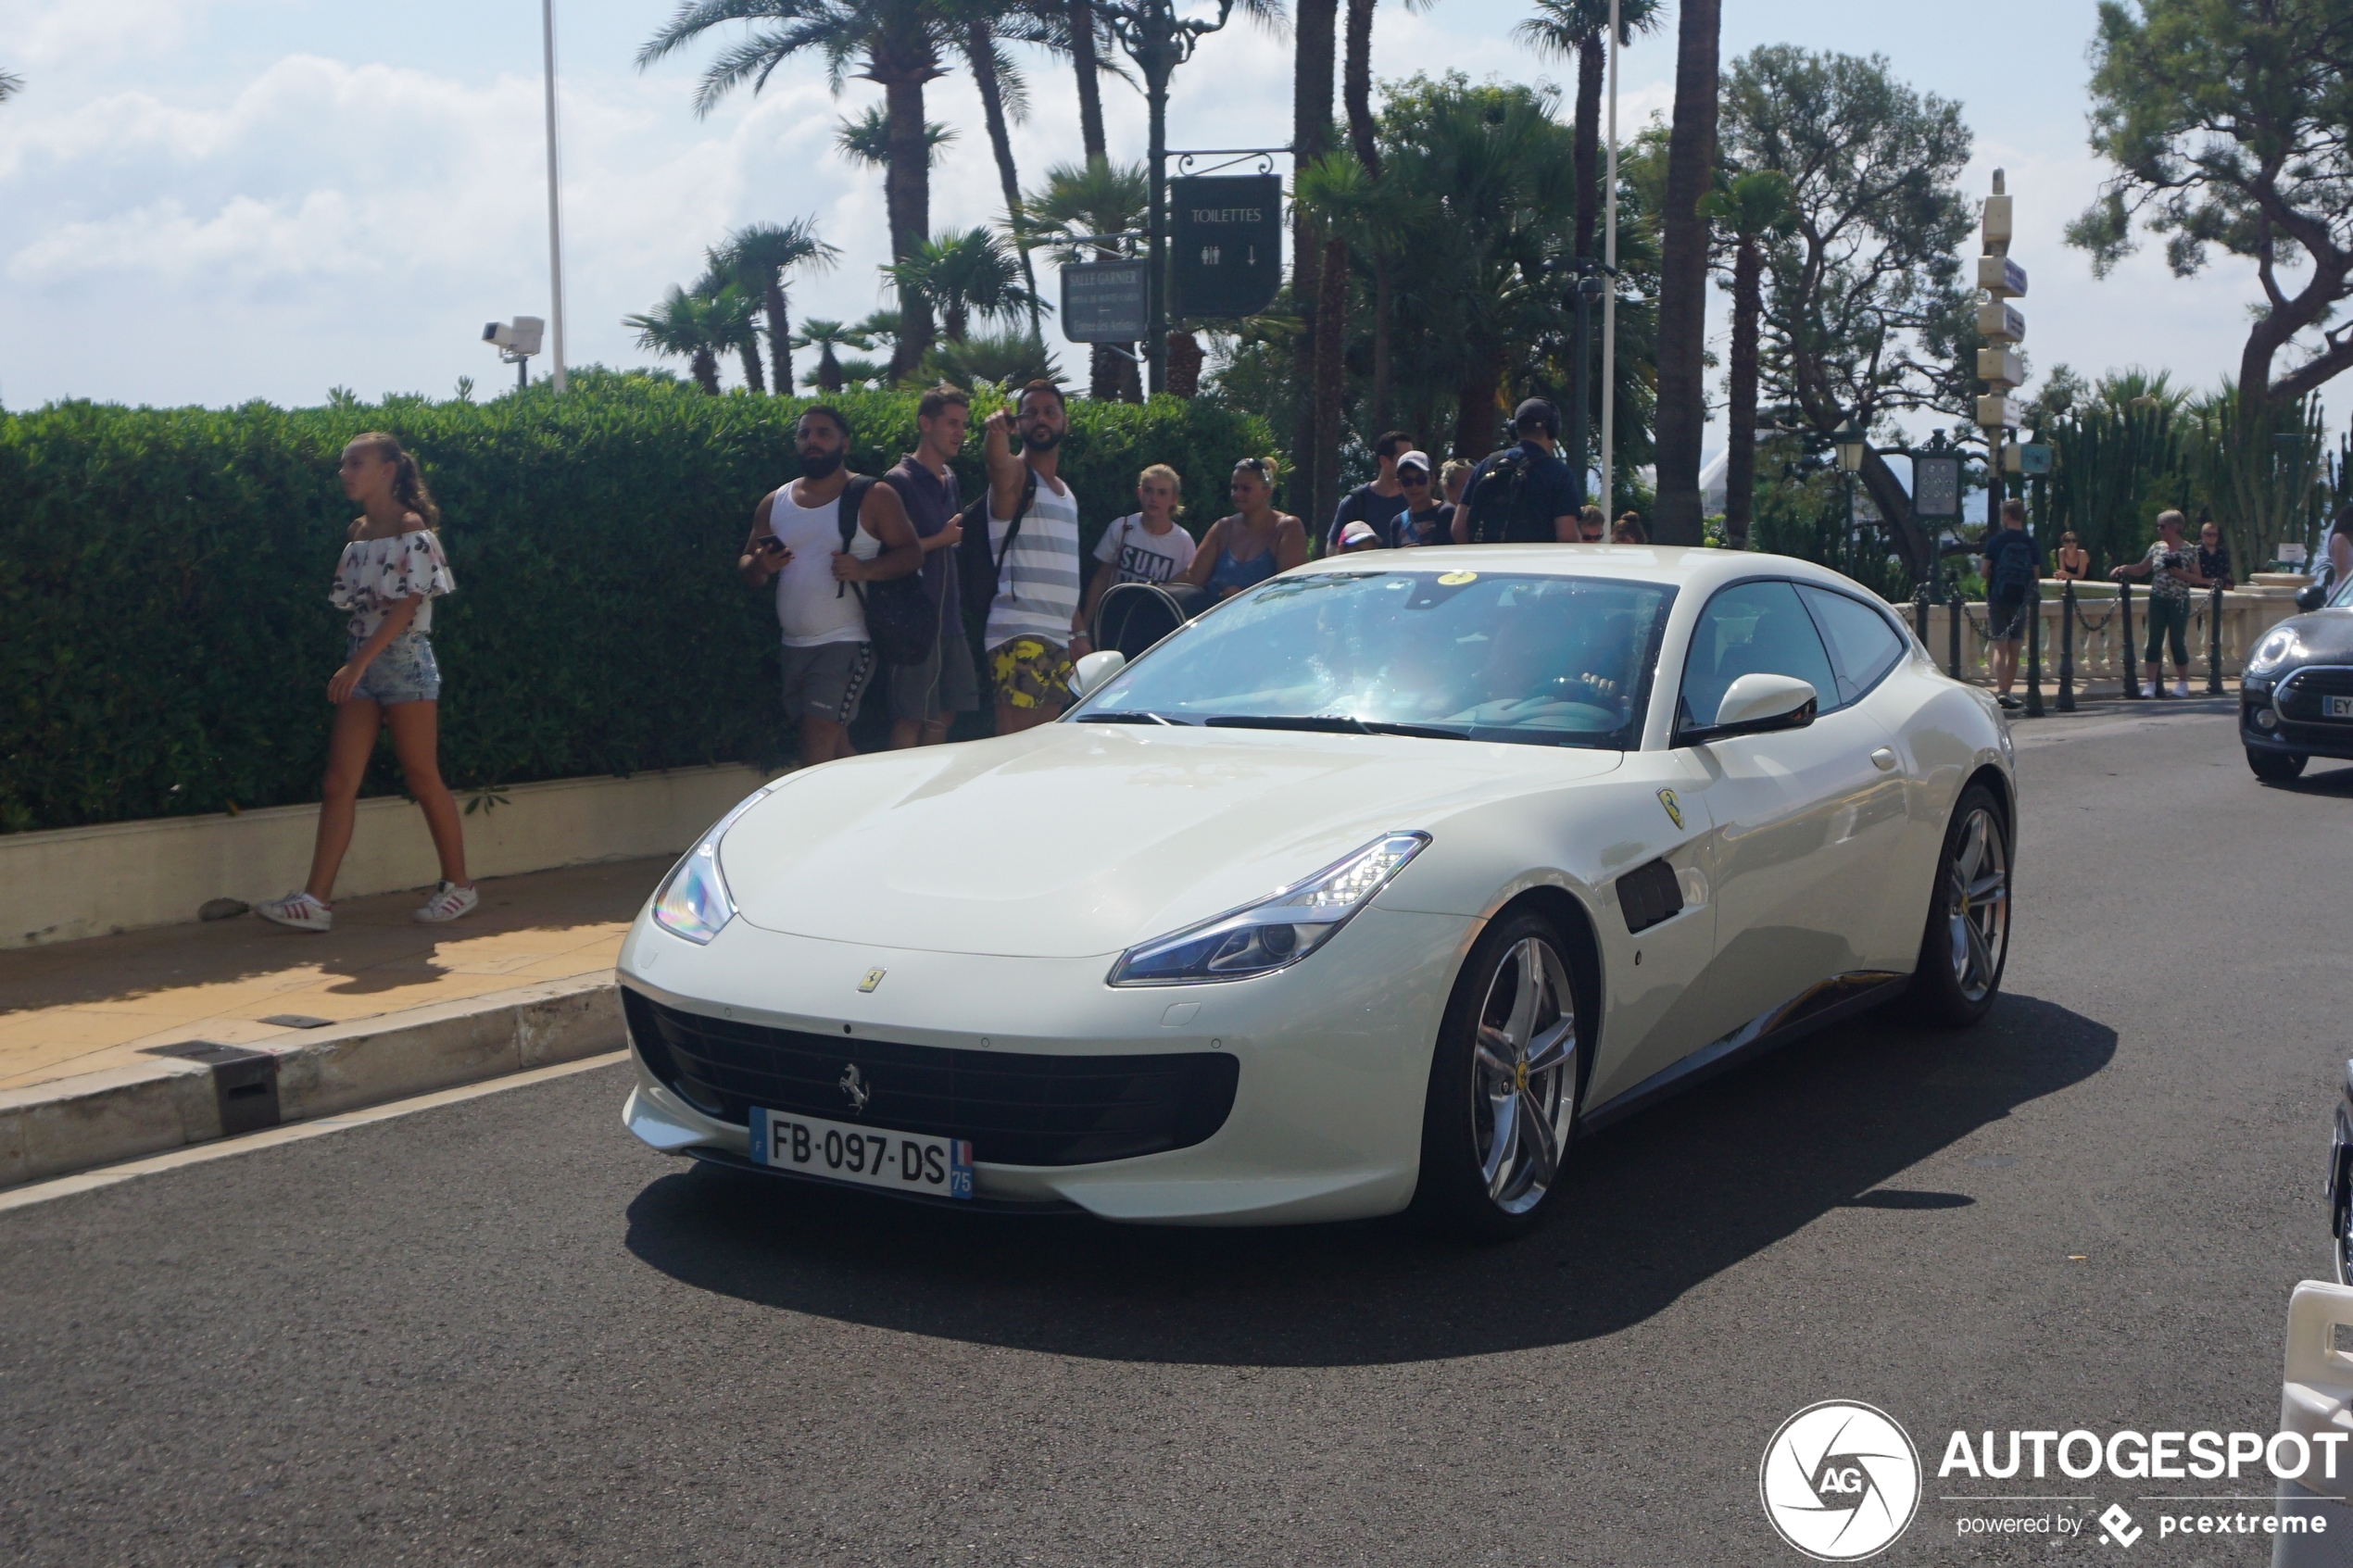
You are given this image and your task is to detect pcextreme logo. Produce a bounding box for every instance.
[1759,1400,1923,1562]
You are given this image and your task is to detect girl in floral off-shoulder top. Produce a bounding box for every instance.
[254,433,475,932]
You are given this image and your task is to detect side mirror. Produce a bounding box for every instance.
[1681,673,1818,746]
[1071,648,1127,699]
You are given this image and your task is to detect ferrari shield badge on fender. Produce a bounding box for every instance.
[859,968,886,993]
[1656,788,1684,830]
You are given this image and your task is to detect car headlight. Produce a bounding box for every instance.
[1108,832,1430,986]
[2248,627,2306,675]
[649,785,776,945]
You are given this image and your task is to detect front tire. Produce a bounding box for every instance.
[1907,784,2011,1028]
[1413,912,1586,1239]
[2248,746,2309,783]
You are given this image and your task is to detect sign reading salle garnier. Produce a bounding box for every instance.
[1170,174,1282,320]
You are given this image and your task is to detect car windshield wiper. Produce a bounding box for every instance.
[1202,714,1471,741]
[1073,710,1182,725]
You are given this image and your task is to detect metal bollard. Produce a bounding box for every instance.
[2120,580,2140,699]
[2057,581,2077,712]
[2024,580,2045,717]
[2207,581,2226,696]
[1945,571,1962,681]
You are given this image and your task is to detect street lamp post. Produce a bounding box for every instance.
[540,0,568,395]
[1599,0,1622,508]
[1101,0,1236,395]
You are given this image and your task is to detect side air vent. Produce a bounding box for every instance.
[1616,858,1684,935]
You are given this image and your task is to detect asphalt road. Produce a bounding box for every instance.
[4,702,2348,1568]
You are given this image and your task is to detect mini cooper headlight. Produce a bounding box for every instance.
[1109,832,1430,986]
[649,786,775,945]
[2247,627,2306,675]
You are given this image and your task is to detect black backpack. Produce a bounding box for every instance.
[1463,448,1548,545]
[1989,532,2037,596]
[835,475,936,667]
[956,468,1038,649]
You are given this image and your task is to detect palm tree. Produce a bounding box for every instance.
[0,69,22,105]
[696,272,769,390]
[715,219,839,394]
[638,0,957,381]
[939,0,1053,337]
[790,319,873,393]
[921,326,1062,389]
[887,228,1038,343]
[1699,169,1798,549]
[1514,0,1662,266]
[834,102,956,167]
[1025,158,1148,400]
[1651,0,1722,545]
[625,285,727,395]
[1294,151,1428,435]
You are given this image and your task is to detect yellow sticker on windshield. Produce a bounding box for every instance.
[1436,571,1478,585]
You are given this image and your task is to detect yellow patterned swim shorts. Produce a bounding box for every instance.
[988,635,1074,710]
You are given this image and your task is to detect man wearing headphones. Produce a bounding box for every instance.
[1451,398,1583,545]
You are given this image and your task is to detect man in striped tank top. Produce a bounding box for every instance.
[981,381,1088,734]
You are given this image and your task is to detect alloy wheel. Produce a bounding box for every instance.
[1945,807,2010,1005]
[1470,935,1578,1215]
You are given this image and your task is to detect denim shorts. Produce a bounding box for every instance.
[351,631,442,705]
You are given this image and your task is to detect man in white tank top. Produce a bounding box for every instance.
[982,381,1088,734]
[738,407,922,762]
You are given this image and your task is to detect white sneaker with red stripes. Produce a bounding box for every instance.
[412,882,479,923]
[255,891,333,932]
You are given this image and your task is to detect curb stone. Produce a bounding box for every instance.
[0,974,622,1189]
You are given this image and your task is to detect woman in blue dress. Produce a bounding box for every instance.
[1180,457,1309,601]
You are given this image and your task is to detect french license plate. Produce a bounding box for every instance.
[2328,696,2353,719]
[749,1107,973,1199]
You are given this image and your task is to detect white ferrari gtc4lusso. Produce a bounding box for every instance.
[618,546,2014,1236]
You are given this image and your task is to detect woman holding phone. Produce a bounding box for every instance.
[255,433,472,931]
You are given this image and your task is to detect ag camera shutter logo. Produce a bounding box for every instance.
[1759,1400,1922,1561]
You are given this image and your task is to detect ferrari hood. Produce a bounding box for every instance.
[722,723,1619,958]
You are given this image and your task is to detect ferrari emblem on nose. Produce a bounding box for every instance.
[859,968,886,993]
[838,1063,871,1113]
[1656,788,1684,830]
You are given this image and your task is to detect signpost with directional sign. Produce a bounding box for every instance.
[1060,260,1151,345]
[1169,174,1282,319]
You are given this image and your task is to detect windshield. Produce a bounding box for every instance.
[1072,570,1675,748]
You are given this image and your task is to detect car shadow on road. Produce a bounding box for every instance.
[622,992,2113,1367]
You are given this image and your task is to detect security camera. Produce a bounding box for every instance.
[481,317,546,358]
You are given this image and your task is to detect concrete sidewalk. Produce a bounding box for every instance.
[0,859,663,1187]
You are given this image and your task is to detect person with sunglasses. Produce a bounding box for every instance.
[1388,450,1455,547]
[1181,457,1308,600]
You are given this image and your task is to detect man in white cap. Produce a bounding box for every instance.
[1389,449,1454,546]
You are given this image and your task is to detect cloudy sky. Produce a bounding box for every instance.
[0,0,2288,447]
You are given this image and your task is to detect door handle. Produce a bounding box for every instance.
[1869,746,1899,771]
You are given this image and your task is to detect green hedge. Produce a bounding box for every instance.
[0,373,1273,834]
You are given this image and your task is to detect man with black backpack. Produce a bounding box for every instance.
[881,384,979,749]
[1980,497,2039,711]
[1451,399,1582,545]
[737,406,923,763]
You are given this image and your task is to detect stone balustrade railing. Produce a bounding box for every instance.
[1878,581,2305,687]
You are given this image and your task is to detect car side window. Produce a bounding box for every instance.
[1678,580,1841,732]
[1796,585,1906,706]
